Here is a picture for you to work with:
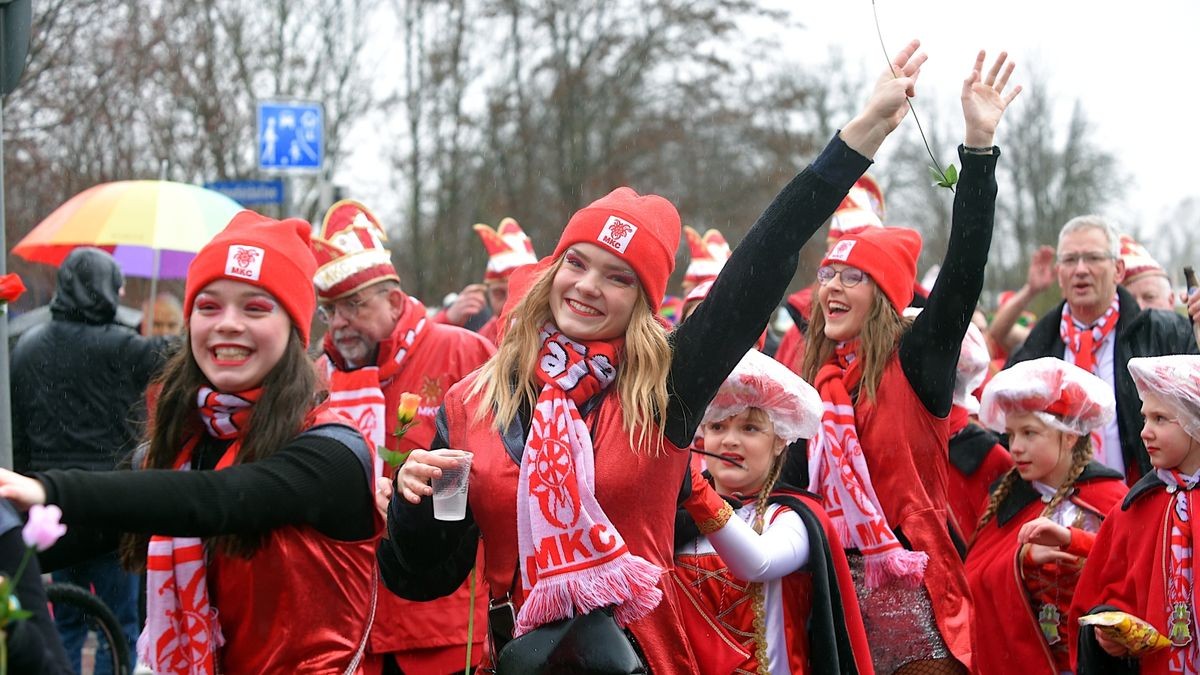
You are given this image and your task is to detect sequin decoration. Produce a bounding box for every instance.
[847,551,951,673]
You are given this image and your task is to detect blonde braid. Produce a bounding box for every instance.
[750,452,786,675]
[972,468,1021,545]
[1042,436,1094,516]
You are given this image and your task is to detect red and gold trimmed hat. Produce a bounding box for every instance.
[682,226,731,286]
[473,217,538,282]
[829,175,885,240]
[311,199,400,301]
[1119,234,1168,286]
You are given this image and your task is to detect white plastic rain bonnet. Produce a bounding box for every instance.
[979,357,1115,437]
[700,349,823,444]
[1129,355,1200,439]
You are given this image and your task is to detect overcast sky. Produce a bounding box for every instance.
[774,1,1200,234]
[340,2,1199,240]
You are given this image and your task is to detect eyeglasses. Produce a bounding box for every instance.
[316,288,388,324]
[1057,251,1115,267]
[816,265,868,287]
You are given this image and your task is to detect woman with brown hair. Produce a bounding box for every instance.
[799,51,1020,674]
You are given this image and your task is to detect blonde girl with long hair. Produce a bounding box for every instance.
[965,358,1127,674]
[796,50,1021,675]
[381,40,931,674]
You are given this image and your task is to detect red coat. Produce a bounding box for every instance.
[209,409,386,674]
[852,355,977,669]
[675,490,874,675]
[965,465,1127,674]
[947,420,1014,538]
[319,299,495,662]
[442,372,701,674]
[1070,475,1189,674]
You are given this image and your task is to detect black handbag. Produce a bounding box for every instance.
[494,606,650,675]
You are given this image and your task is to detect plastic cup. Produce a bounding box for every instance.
[431,449,473,521]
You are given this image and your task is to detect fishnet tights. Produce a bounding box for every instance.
[892,658,969,675]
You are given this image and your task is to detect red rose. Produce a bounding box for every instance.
[0,273,25,304]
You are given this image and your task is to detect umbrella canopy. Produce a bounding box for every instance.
[12,180,244,278]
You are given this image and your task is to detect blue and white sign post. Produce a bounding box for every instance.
[257,100,324,218]
[257,100,324,172]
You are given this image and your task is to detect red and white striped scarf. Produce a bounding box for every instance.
[322,295,428,465]
[137,386,258,674]
[1160,468,1200,674]
[514,324,663,635]
[1059,296,1120,375]
[808,342,927,588]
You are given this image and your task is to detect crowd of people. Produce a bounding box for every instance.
[1,40,1199,675]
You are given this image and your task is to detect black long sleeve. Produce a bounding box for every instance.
[36,432,375,543]
[898,146,1000,418]
[664,136,870,447]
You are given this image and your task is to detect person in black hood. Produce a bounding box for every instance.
[10,246,173,674]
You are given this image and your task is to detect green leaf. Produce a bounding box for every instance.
[7,609,31,621]
[931,163,959,189]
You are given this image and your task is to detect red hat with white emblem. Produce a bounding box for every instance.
[473,217,538,282]
[682,226,731,286]
[553,187,681,313]
[821,226,922,313]
[310,199,400,301]
[185,210,318,345]
[828,175,885,240]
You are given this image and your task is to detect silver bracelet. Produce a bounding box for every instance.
[963,144,995,155]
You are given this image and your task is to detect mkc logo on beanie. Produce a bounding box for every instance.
[225,245,265,281]
[827,239,857,262]
[598,215,638,254]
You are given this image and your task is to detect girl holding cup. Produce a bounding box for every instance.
[0,213,382,674]
[381,41,930,673]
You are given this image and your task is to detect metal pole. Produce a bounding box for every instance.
[0,99,13,469]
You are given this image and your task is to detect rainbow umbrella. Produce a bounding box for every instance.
[12,180,244,278]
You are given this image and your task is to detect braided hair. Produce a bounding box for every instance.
[971,434,1093,545]
[750,445,787,675]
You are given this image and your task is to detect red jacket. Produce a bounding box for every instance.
[1070,474,1189,674]
[947,418,1015,538]
[852,355,977,669]
[319,299,495,660]
[209,409,385,674]
[442,372,701,674]
[966,465,1126,674]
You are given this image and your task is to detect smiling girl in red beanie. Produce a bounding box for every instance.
[0,211,383,674]
[383,40,933,674]
[795,50,1021,675]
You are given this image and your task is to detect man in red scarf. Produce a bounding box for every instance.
[1006,215,1198,485]
[311,199,495,675]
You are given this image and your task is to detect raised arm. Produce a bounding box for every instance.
[901,50,1021,417]
[665,41,927,447]
[987,246,1054,354]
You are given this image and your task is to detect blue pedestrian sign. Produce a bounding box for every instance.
[257,101,323,172]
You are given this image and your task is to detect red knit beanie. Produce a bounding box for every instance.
[552,187,681,312]
[185,210,318,345]
[821,227,922,312]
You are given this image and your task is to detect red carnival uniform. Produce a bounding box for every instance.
[441,372,700,673]
[966,466,1126,674]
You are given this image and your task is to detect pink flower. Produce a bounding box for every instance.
[22,504,67,551]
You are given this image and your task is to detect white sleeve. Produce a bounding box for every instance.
[706,507,810,582]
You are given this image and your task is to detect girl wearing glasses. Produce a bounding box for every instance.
[800,50,1021,675]
[383,41,929,674]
